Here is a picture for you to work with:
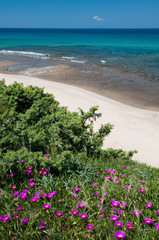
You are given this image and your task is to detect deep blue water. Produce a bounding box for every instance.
[0,28,159,80]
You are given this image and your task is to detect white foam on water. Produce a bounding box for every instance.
[0,50,50,59]
[62,56,74,60]
[101,60,106,63]
[71,60,86,64]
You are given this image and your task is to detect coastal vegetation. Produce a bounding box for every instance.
[0,80,159,240]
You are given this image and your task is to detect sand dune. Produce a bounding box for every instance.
[0,73,159,168]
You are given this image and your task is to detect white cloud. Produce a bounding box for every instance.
[93,16,104,21]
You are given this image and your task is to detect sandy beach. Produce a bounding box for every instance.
[0,73,159,168]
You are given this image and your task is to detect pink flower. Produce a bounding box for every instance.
[43,203,50,209]
[155,223,159,230]
[92,182,97,186]
[97,171,100,174]
[72,209,79,215]
[28,182,35,187]
[157,210,159,215]
[110,215,119,221]
[28,178,34,182]
[115,221,123,227]
[145,202,153,208]
[12,185,16,189]
[139,188,145,193]
[44,154,49,157]
[13,192,19,197]
[86,224,94,229]
[114,231,126,239]
[121,201,127,208]
[3,215,10,221]
[112,201,120,207]
[56,211,62,217]
[39,221,46,228]
[99,213,104,217]
[77,202,85,208]
[126,221,133,229]
[30,197,37,202]
[80,213,88,219]
[13,214,19,219]
[144,217,152,224]
[74,187,79,192]
[132,210,141,216]
[125,186,131,190]
[106,175,111,179]
[22,217,28,224]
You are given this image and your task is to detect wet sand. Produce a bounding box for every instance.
[0,73,159,168]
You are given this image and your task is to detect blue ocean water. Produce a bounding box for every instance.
[0,28,159,81]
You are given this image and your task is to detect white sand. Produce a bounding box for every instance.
[1,73,159,168]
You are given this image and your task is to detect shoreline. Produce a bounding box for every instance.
[0,72,159,168]
[0,59,159,111]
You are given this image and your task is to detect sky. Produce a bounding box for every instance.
[0,0,159,28]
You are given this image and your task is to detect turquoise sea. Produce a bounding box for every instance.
[0,28,159,109]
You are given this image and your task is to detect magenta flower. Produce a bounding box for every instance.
[92,182,97,186]
[113,176,118,181]
[16,206,22,211]
[99,213,104,217]
[114,230,126,239]
[0,216,3,221]
[72,209,79,215]
[13,214,19,219]
[50,191,56,195]
[115,221,123,227]
[74,187,79,192]
[22,189,28,193]
[47,193,53,198]
[12,185,16,189]
[116,180,120,184]
[13,192,19,197]
[77,202,85,208]
[144,217,152,224]
[19,193,27,199]
[118,210,122,216]
[106,175,111,179]
[110,215,119,221]
[94,191,100,195]
[56,211,62,217]
[112,201,120,207]
[43,203,50,209]
[126,221,133,229]
[3,215,10,221]
[80,213,88,219]
[28,178,34,182]
[155,223,159,230]
[111,169,116,173]
[28,166,33,170]
[30,197,37,202]
[71,194,78,198]
[86,224,94,229]
[39,221,46,228]
[132,210,141,216]
[139,188,145,193]
[97,171,100,174]
[145,202,153,208]
[125,186,131,190]
[106,169,111,173]
[22,217,28,224]
[44,154,49,157]
[21,160,25,163]
[110,198,116,202]
[157,210,159,214]
[28,182,35,187]
[112,208,116,213]
[101,206,105,211]
[42,171,47,175]
[141,179,145,183]
[121,201,127,208]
